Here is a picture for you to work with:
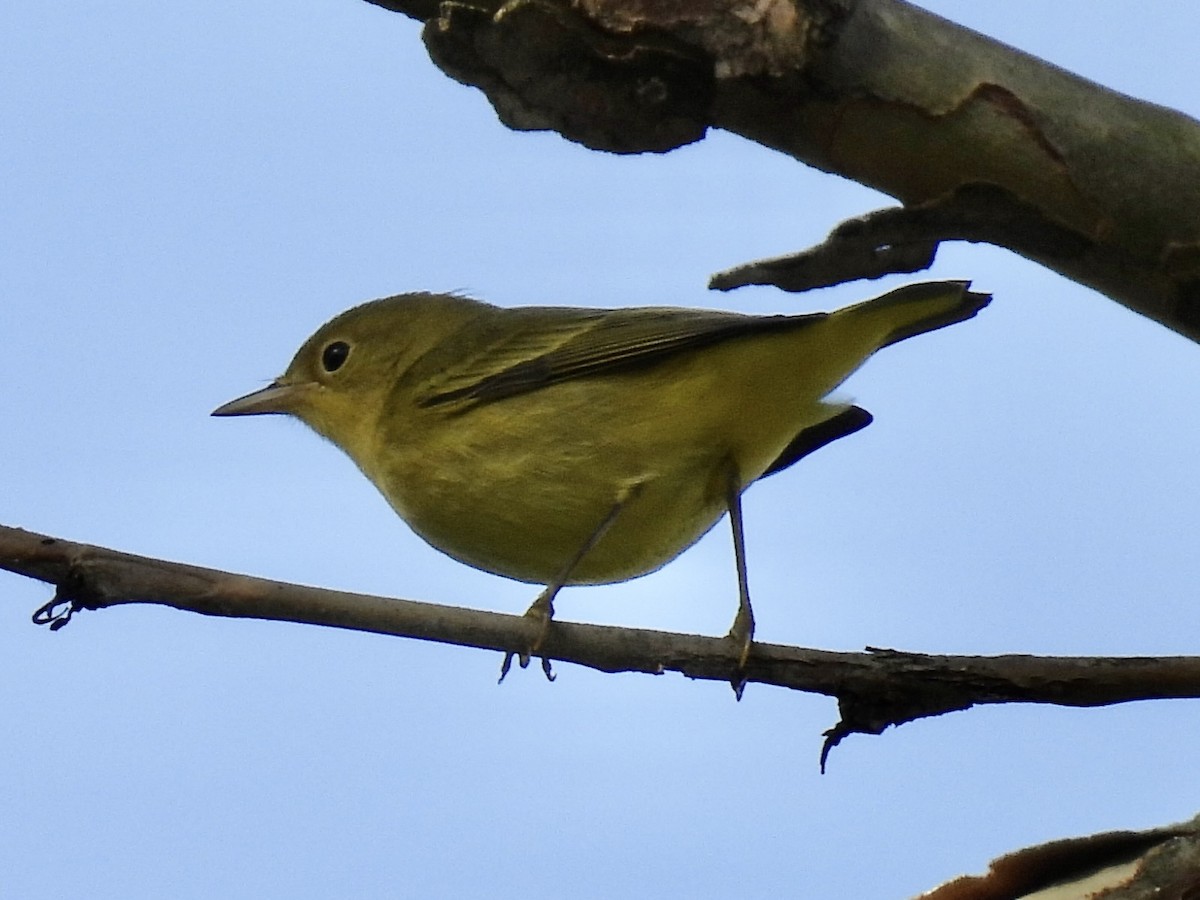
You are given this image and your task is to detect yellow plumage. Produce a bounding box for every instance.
[214,281,988,663]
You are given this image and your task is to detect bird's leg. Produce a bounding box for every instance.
[499,490,632,683]
[725,473,755,699]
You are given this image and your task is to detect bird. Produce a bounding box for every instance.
[213,280,989,684]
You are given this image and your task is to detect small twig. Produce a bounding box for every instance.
[709,183,1094,293]
[4,523,1200,767]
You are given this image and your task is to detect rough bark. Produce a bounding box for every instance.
[364,0,1200,342]
[921,816,1200,900]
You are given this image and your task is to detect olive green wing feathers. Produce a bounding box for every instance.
[416,306,827,409]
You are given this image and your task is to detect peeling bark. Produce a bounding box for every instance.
[922,817,1200,900]
[365,0,1200,341]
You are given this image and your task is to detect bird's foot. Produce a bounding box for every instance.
[498,589,557,684]
[726,603,755,700]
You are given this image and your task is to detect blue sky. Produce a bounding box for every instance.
[4,3,1199,897]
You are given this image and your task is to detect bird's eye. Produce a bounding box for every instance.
[321,340,351,373]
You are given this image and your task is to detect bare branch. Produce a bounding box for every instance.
[709,184,1091,292]
[5,523,1200,767]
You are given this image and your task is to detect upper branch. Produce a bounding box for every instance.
[5,523,1200,766]
[364,0,1200,342]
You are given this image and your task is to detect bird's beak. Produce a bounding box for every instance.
[211,380,310,417]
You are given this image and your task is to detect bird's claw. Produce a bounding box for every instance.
[497,650,556,683]
[497,591,558,683]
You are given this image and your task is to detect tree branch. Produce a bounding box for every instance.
[5,523,1200,768]
[922,816,1200,900]
[363,0,1200,342]
[708,184,1092,293]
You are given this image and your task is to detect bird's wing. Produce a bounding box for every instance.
[416,306,826,408]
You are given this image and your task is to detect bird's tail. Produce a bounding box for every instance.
[842,280,992,350]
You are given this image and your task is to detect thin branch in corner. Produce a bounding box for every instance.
[4,523,1200,769]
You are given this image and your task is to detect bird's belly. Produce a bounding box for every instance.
[370,365,831,588]
[385,438,728,585]
[374,398,736,585]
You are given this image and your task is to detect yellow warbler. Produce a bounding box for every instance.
[214,281,988,671]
